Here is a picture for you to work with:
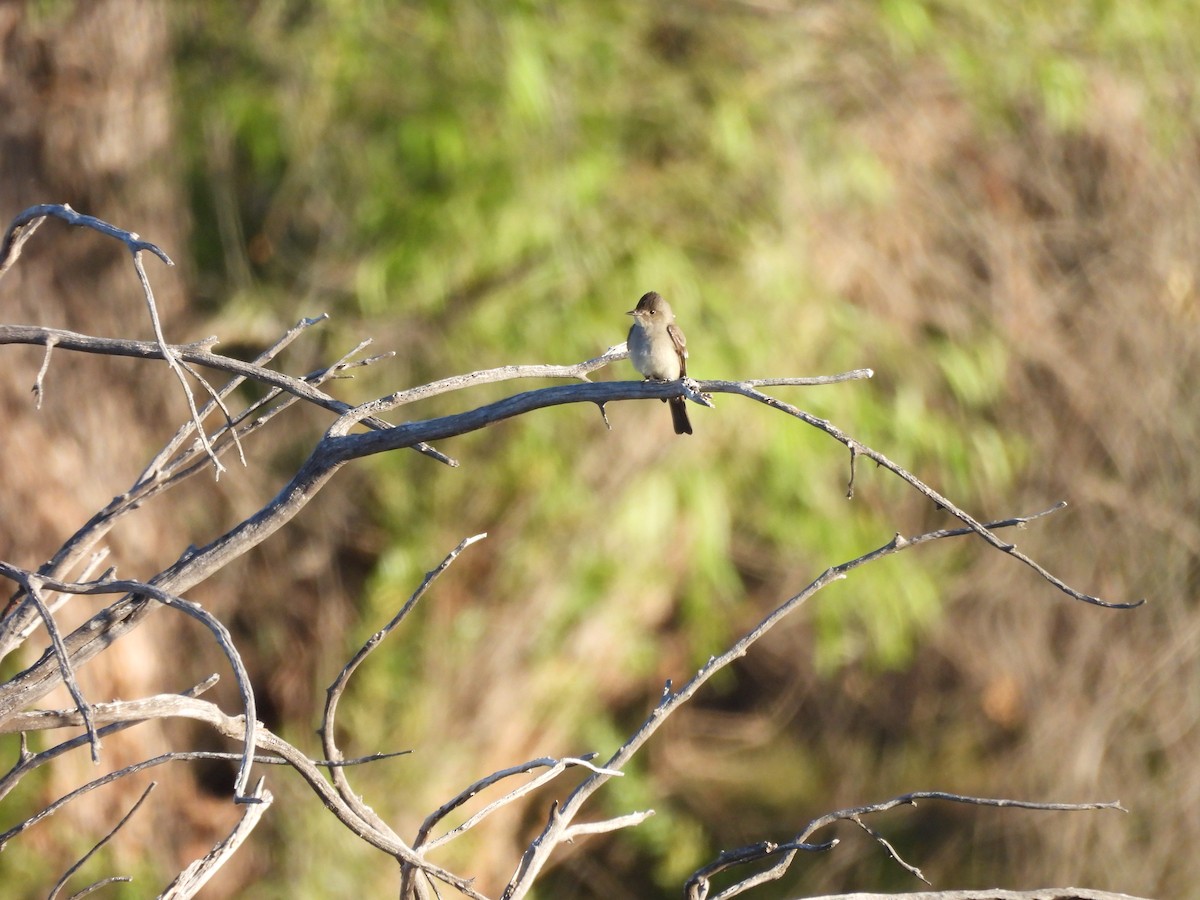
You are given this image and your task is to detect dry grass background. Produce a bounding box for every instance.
[846,70,1200,898]
[660,60,1200,897]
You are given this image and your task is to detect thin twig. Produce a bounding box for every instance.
[47,781,156,900]
[65,876,133,899]
[130,250,225,478]
[33,335,56,407]
[177,358,248,468]
[323,535,488,851]
[688,791,1127,899]
[18,575,100,761]
[419,756,621,852]
[851,813,929,885]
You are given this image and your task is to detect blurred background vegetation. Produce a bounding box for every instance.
[2,0,1198,897]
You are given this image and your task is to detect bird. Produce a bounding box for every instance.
[626,290,693,435]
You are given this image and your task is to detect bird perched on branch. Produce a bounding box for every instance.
[626,290,692,435]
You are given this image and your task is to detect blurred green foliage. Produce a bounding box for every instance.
[176,0,982,677]
[165,0,1196,895]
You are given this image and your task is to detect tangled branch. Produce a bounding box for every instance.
[0,206,1144,898]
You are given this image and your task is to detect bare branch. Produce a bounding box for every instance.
[65,876,133,899]
[560,810,655,842]
[0,322,453,474]
[322,533,488,838]
[0,211,46,280]
[730,369,875,387]
[799,791,1127,838]
[0,678,219,803]
[686,791,1128,900]
[684,838,837,900]
[13,573,100,761]
[850,813,930,885]
[0,323,368,422]
[0,204,173,270]
[32,334,56,407]
[0,695,484,898]
[0,566,259,801]
[48,781,156,900]
[1,677,219,734]
[159,779,273,899]
[418,756,622,852]
[720,383,1144,609]
[502,506,1084,900]
[329,374,875,460]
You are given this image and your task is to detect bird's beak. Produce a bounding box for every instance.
[625,309,636,316]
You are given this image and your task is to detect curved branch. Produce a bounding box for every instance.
[0,203,172,280]
[0,566,259,801]
[722,383,1144,609]
[322,534,487,846]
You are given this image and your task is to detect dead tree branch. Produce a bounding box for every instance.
[159,779,272,899]
[501,505,1114,900]
[47,781,155,900]
[685,792,1127,900]
[0,206,1144,898]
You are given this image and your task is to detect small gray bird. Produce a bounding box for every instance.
[626,291,692,435]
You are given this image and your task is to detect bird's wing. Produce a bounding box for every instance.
[667,322,688,377]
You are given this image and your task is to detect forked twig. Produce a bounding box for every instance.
[0,205,227,474]
[321,534,488,839]
[723,383,1143,609]
[685,791,1128,900]
[129,249,226,477]
[418,755,622,852]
